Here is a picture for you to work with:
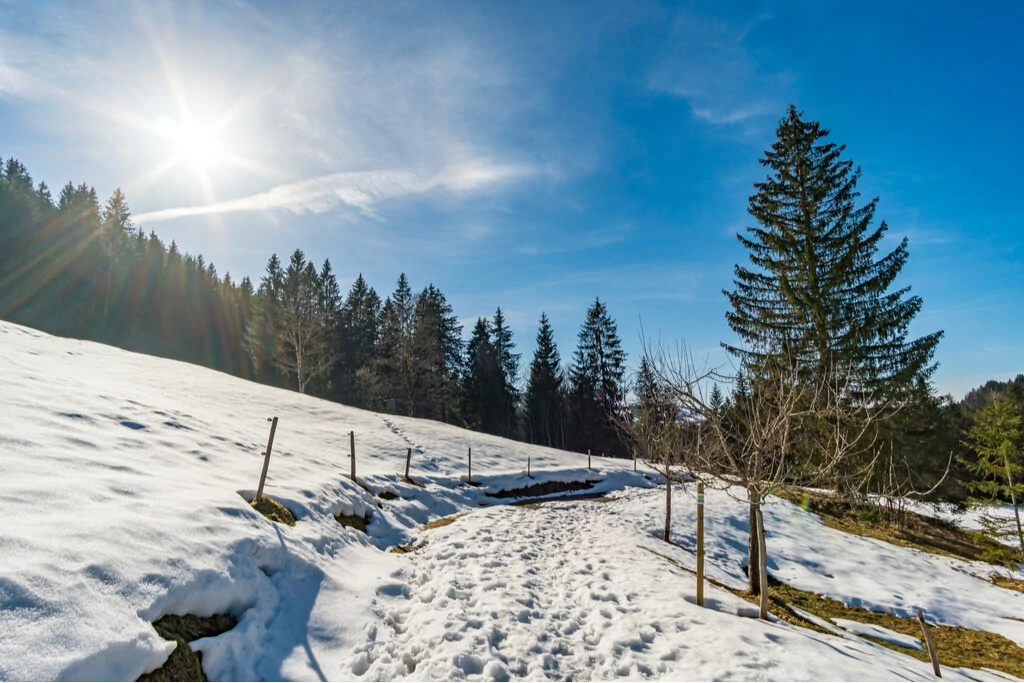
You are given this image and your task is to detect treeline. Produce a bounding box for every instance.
[0,157,630,456]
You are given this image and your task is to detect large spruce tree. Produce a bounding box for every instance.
[525,313,565,448]
[491,307,521,439]
[411,285,464,422]
[725,106,942,396]
[462,317,505,434]
[333,274,381,407]
[568,298,627,456]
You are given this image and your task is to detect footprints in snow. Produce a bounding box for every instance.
[354,504,669,680]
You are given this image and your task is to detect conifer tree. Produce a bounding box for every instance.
[411,285,464,421]
[492,307,521,438]
[362,274,417,412]
[725,106,942,396]
[525,313,565,448]
[960,397,1024,557]
[709,383,725,412]
[568,298,627,456]
[99,188,133,330]
[334,274,381,407]
[463,318,504,434]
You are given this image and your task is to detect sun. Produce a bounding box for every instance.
[156,116,227,172]
[170,121,226,170]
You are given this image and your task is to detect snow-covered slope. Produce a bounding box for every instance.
[0,320,1020,681]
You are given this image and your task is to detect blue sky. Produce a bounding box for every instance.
[1,0,1021,399]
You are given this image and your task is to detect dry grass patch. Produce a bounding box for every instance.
[778,489,1018,566]
[138,614,237,682]
[335,512,370,533]
[755,583,1024,678]
[492,479,600,499]
[645,547,1024,678]
[992,575,1024,593]
[249,496,296,526]
[389,544,418,554]
[422,513,465,531]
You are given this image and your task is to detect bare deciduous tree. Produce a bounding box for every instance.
[637,335,888,620]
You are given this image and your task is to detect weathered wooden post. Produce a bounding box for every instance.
[405,447,412,480]
[528,455,531,478]
[349,430,356,481]
[256,417,279,502]
[697,481,705,607]
[587,449,591,470]
[917,610,941,678]
[467,446,472,484]
[633,451,637,472]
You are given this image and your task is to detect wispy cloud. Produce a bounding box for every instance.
[515,223,635,256]
[135,160,541,223]
[0,3,564,220]
[647,10,791,129]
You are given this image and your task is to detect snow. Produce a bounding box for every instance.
[832,619,925,651]
[0,320,1021,681]
[646,485,1024,650]
[355,497,958,681]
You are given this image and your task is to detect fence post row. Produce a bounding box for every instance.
[256,417,279,502]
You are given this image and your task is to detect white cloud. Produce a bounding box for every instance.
[0,3,560,219]
[135,159,541,223]
[648,10,790,129]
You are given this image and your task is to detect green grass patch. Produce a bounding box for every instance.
[249,496,296,526]
[778,490,1019,566]
[422,513,464,531]
[137,614,237,682]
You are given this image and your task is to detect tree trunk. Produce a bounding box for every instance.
[1005,455,1024,558]
[747,491,761,595]
[756,503,769,620]
[663,455,672,542]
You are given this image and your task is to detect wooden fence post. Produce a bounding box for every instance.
[528,455,531,478]
[588,449,591,470]
[256,417,279,501]
[349,430,356,481]
[634,451,637,472]
[917,610,941,678]
[468,446,472,484]
[405,447,412,480]
[697,481,705,607]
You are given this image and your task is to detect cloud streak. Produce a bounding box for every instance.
[134,159,541,223]
[648,10,790,129]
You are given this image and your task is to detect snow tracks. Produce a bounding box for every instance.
[349,491,970,681]
[354,499,674,680]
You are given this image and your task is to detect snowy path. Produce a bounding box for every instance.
[353,493,969,681]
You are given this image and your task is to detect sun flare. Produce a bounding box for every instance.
[157,117,227,171]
